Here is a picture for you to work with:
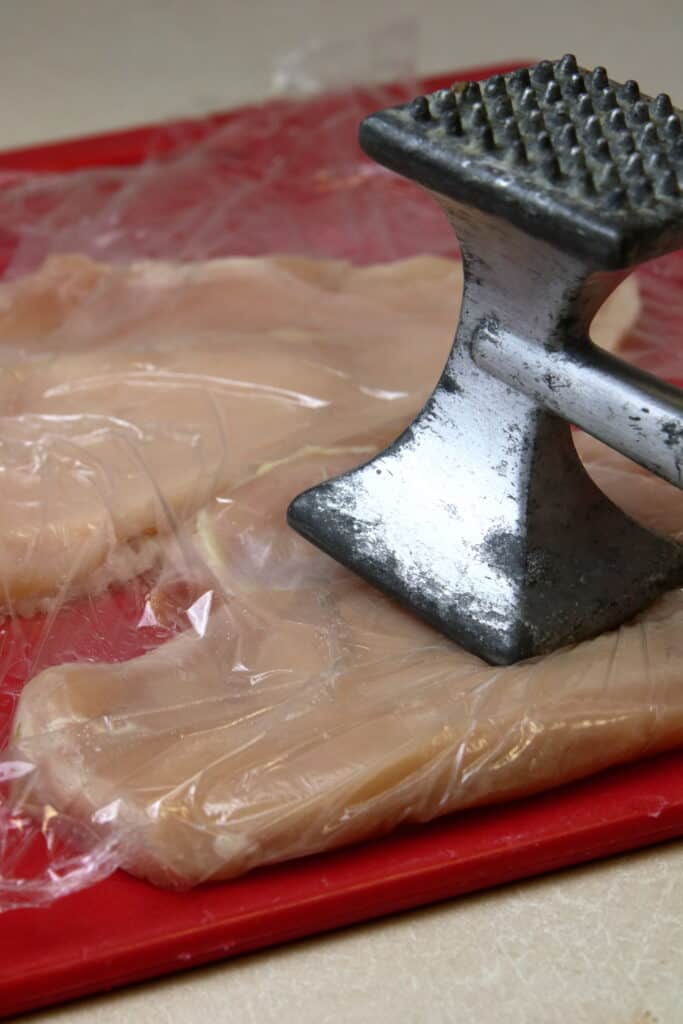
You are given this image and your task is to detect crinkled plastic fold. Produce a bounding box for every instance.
[1,42,682,910]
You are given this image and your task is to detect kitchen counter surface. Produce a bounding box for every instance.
[3,2,682,1021]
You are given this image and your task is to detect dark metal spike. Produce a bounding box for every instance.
[590,66,609,91]
[584,114,602,140]
[647,151,669,173]
[558,123,578,148]
[409,96,432,121]
[544,81,562,104]
[507,67,530,92]
[596,87,618,111]
[527,109,544,133]
[471,102,489,128]
[462,81,482,105]
[547,105,570,126]
[597,165,621,190]
[620,79,640,104]
[663,114,682,140]
[531,60,554,85]
[653,93,674,119]
[540,154,562,181]
[556,53,578,78]
[576,93,593,117]
[657,168,680,196]
[639,122,659,148]
[492,96,513,121]
[433,88,457,113]
[564,72,585,98]
[592,137,612,163]
[484,74,507,98]
[441,108,463,134]
[632,100,650,125]
[501,115,520,141]
[614,132,636,154]
[567,145,588,172]
[547,113,571,134]
[475,123,495,150]
[625,152,645,177]
[535,131,553,152]
[509,138,528,164]
[608,108,627,132]
[520,87,539,111]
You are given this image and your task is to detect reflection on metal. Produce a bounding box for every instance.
[289,57,683,665]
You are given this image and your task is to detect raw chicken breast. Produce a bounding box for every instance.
[5,253,664,888]
[12,429,683,888]
[0,254,461,611]
[0,252,635,612]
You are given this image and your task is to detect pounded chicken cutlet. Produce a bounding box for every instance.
[0,253,636,610]
[6,253,663,888]
[13,430,683,887]
[0,254,461,610]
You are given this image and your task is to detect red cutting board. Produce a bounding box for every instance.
[1,62,683,1019]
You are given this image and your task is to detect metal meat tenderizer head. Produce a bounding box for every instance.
[288,56,683,666]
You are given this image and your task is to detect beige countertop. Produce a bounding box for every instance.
[3,2,683,1021]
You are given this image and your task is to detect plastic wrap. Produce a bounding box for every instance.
[1,42,683,910]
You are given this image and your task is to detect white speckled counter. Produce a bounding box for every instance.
[3,3,682,1021]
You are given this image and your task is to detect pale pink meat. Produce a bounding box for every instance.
[8,254,682,888]
[0,254,460,610]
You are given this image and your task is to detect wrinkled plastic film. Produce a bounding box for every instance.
[0,24,443,281]
[1,40,683,910]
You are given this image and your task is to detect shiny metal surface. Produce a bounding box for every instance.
[472,323,683,488]
[289,58,683,665]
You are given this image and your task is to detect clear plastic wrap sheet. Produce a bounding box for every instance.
[0,23,450,280]
[1,42,683,911]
